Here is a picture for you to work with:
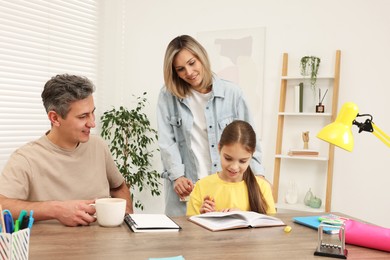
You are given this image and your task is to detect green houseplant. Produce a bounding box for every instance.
[100,92,161,210]
[300,56,321,90]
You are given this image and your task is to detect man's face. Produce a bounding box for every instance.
[57,95,96,148]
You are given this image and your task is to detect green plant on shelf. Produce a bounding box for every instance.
[300,56,321,91]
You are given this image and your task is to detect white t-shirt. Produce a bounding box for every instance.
[187,89,212,180]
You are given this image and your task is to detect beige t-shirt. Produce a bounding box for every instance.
[0,134,124,201]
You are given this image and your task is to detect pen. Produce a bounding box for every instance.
[0,205,5,233]
[28,210,34,229]
[16,210,27,231]
[20,215,29,229]
[18,210,27,225]
[3,212,14,234]
[14,219,20,232]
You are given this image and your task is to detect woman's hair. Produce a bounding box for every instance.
[163,35,213,99]
[219,120,269,214]
[41,74,95,118]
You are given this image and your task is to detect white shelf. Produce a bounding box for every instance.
[276,202,325,213]
[275,154,328,161]
[281,75,334,80]
[274,51,341,212]
[278,112,332,116]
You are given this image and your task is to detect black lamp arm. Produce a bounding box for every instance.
[353,114,374,133]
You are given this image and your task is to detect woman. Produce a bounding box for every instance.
[186,120,275,216]
[157,35,264,216]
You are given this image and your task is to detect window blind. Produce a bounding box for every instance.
[0,0,99,171]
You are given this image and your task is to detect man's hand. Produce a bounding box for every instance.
[54,200,97,227]
[173,177,194,199]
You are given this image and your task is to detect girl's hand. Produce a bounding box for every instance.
[200,195,215,214]
[220,208,241,213]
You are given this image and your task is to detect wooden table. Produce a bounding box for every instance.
[29,212,389,260]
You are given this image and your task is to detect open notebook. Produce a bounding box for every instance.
[189,211,285,232]
[124,214,181,233]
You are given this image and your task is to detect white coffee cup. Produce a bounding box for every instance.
[93,198,126,227]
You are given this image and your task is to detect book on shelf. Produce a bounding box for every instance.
[124,214,181,233]
[188,211,285,232]
[293,215,345,234]
[288,149,319,157]
[294,83,304,113]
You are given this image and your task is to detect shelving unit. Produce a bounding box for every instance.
[273,50,341,212]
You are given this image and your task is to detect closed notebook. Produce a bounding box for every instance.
[293,215,340,234]
[124,214,181,232]
[188,211,285,232]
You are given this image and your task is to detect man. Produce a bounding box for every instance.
[0,74,133,226]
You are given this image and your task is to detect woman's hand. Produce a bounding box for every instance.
[200,195,215,214]
[174,176,194,199]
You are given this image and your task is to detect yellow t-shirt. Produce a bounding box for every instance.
[186,173,276,216]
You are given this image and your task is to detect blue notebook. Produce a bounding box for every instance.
[293,215,340,234]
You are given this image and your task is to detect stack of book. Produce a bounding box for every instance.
[288,149,319,157]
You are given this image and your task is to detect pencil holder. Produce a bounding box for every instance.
[0,228,30,260]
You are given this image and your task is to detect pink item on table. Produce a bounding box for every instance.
[343,219,390,252]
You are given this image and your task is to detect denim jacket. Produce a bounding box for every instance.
[157,76,264,216]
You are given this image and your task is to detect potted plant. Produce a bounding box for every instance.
[300,56,321,90]
[100,92,161,210]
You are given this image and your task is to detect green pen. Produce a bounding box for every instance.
[17,210,27,231]
[14,219,20,232]
[17,210,27,223]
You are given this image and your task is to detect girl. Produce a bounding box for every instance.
[186,120,275,216]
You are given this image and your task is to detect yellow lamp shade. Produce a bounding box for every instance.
[317,102,359,152]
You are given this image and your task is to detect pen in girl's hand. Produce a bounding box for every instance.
[204,195,214,202]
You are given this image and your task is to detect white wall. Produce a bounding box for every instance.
[98,0,390,227]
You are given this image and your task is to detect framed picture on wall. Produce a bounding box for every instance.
[197,27,266,139]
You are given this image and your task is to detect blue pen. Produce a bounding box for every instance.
[3,210,14,234]
[28,210,34,229]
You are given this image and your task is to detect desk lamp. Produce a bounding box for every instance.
[317,102,390,151]
[316,102,390,258]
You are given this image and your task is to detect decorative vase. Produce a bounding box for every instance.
[285,181,298,204]
[304,188,313,206]
[309,196,322,208]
